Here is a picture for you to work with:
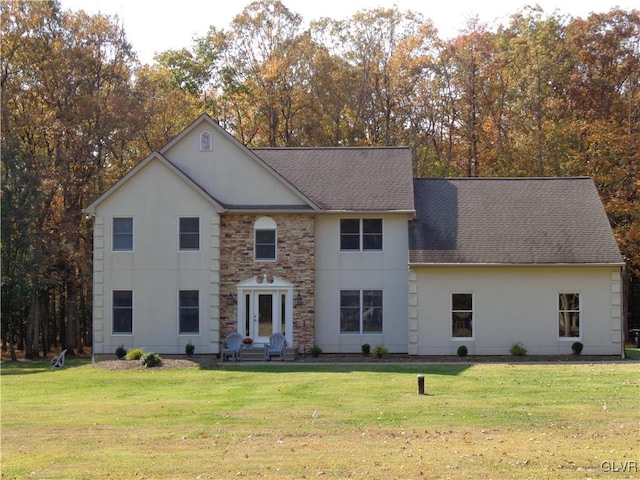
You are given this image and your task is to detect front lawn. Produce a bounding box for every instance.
[1,359,638,479]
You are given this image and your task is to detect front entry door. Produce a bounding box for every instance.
[256,293,275,341]
[236,275,294,346]
[247,290,286,344]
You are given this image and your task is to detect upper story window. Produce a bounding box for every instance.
[113,218,133,251]
[558,293,580,338]
[179,217,200,251]
[340,219,382,251]
[254,217,277,261]
[199,131,212,151]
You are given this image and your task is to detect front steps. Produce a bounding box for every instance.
[231,345,297,362]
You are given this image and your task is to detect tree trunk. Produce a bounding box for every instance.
[24,293,41,359]
[7,314,18,362]
[64,283,79,356]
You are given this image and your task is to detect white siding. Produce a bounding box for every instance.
[410,265,622,356]
[314,214,411,353]
[93,158,220,355]
[163,126,305,207]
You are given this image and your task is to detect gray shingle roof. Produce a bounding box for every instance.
[409,177,623,265]
[252,147,415,212]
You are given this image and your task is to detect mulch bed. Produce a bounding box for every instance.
[94,358,200,371]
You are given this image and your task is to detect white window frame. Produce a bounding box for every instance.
[178,217,200,251]
[254,217,277,262]
[339,218,383,252]
[178,290,200,335]
[558,292,581,340]
[199,131,212,151]
[112,217,133,252]
[339,289,384,335]
[112,290,133,335]
[451,292,474,340]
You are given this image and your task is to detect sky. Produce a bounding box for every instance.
[59,0,636,64]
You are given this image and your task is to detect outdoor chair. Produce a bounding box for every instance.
[221,332,243,363]
[264,332,286,361]
[51,349,67,369]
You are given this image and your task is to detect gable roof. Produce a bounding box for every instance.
[252,147,415,212]
[409,177,623,265]
[83,152,225,214]
[161,115,321,211]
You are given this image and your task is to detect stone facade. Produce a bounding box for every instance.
[219,214,315,351]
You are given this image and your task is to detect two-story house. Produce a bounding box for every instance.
[85,114,624,360]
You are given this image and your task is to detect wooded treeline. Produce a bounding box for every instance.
[2,0,638,359]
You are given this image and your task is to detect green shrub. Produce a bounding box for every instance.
[115,346,127,360]
[510,342,527,356]
[361,343,371,356]
[372,345,389,358]
[185,341,195,356]
[125,348,145,360]
[456,345,468,357]
[310,345,322,358]
[140,352,162,368]
[571,342,584,355]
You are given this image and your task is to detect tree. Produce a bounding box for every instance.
[213,0,312,146]
[1,0,143,357]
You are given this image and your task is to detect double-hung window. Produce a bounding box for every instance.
[340,219,382,251]
[179,290,199,334]
[340,289,383,334]
[452,293,473,339]
[254,217,277,261]
[113,218,133,251]
[558,293,580,338]
[113,290,133,334]
[179,217,200,251]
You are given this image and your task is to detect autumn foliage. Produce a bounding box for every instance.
[2,0,638,357]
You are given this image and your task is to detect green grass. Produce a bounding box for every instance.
[2,359,639,479]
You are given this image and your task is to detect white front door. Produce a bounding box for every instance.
[251,291,285,343]
[236,276,294,346]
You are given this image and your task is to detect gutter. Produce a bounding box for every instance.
[409,262,626,268]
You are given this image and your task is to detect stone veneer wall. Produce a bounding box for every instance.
[219,214,315,351]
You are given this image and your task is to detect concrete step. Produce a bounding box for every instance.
[236,346,297,362]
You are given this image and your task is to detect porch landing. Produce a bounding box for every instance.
[237,345,297,362]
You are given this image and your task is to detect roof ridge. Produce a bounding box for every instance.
[251,146,410,151]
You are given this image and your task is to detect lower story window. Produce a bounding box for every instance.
[113,290,133,334]
[452,293,473,339]
[558,293,580,338]
[179,290,199,334]
[340,289,383,334]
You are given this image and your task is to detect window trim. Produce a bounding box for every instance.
[112,217,134,252]
[339,218,383,252]
[451,292,474,341]
[558,292,581,340]
[199,131,212,151]
[254,217,277,262]
[112,290,133,335]
[178,290,200,335]
[339,289,384,335]
[178,217,200,251]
